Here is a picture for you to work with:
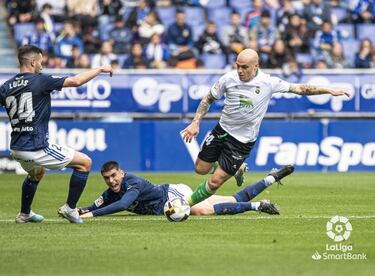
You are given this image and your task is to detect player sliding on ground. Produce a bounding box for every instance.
[0,45,113,224]
[181,48,350,207]
[79,161,294,218]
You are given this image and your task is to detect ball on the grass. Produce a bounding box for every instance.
[164,197,190,222]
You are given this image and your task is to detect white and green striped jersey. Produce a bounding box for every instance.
[210,69,290,143]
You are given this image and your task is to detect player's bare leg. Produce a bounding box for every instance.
[58,151,92,223]
[191,195,236,215]
[15,167,45,223]
[187,165,232,206]
[194,158,214,175]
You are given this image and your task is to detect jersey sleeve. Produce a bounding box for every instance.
[0,85,5,106]
[91,189,140,216]
[39,74,67,94]
[270,76,291,94]
[210,74,227,99]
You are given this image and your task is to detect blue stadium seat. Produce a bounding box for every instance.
[192,24,206,41]
[341,39,359,66]
[208,7,232,28]
[335,24,355,40]
[14,23,35,45]
[100,23,114,41]
[156,7,177,28]
[205,0,227,9]
[332,7,348,23]
[296,53,313,67]
[202,53,226,69]
[185,7,205,26]
[229,0,253,11]
[357,24,375,44]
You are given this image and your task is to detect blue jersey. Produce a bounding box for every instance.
[84,173,169,216]
[0,73,67,150]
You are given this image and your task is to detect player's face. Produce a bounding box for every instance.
[31,53,43,74]
[236,61,258,82]
[102,168,124,193]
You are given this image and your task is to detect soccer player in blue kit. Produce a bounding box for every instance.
[79,161,294,219]
[0,45,113,223]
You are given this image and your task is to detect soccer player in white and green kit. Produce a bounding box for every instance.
[181,48,350,206]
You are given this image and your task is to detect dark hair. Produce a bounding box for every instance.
[17,45,43,66]
[101,161,120,174]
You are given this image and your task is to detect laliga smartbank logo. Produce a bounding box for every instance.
[312,216,367,261]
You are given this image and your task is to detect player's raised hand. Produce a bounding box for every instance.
[329,88,350,97]
[100,65,114,77]
[181,120,200,143]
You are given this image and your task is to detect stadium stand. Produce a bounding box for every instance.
[1,0,375,70]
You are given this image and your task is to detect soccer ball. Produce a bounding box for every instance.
[164,197,190,222]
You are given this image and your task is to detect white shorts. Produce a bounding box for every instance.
[11,143,75,172]
[168,184,193,201]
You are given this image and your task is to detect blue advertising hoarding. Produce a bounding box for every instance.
[0,71,374,114]
[0,119,374,172]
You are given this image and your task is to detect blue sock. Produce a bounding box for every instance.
[21,177,39,214]
[233,179,268,202]
[213,202,257,215]
[67,170,89,209]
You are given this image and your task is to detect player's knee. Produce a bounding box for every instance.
[194,166,209,175]
[29,168,45,181]
[75,155,92,172]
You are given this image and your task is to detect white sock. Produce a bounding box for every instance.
[251,202,261,210]
[264,175,276,187]
[205,181,215,194]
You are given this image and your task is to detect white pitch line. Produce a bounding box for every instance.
[0,215,375,223]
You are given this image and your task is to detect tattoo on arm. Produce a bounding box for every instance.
[289,84,331,96]
[193,93,216,122]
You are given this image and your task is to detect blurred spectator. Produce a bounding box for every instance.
[276,0,299,33]
[315,59,329,69]
[98,0,123,27]
[66,44,82,68]
[76,54,91,68]
[82,25,101,54]
[222,12,249,55]
[110,59,120,69]
[21,18,54,53]
[243,0,263,31]
[355,38,373,68]
[67,0,99,29]
[325,42,350,68]
[122,43,150,69]
[54,20,84,60]
[91,41,118,68]
[282,57,302,82]
[350,0,375,23]
[283,14,309,54]
[138,11,165,44]
[36,0,67,22]
[46,54,65,68]
[126,0,151,30]
[303,0,332,36]
[7,0,35,27]
[266,39,292,68]
[313,21,339,54]
[195,22,225,55]
[250,10,280,59]
[145,33,170,69]
[167,10,196,63]
[39,3,55,34]
[109,16,133,54]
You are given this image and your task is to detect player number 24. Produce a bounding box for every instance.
[5,92,35,126]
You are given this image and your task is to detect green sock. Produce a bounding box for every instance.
[208,162,219,174]
[187,181,214,206]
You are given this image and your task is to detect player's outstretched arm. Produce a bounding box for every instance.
[289,84,350,97]
[181,92,216,143]
[63,65,113,87]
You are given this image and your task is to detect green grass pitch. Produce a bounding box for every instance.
[0,172,374,276]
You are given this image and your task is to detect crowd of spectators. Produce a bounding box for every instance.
[4,0,375,70]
